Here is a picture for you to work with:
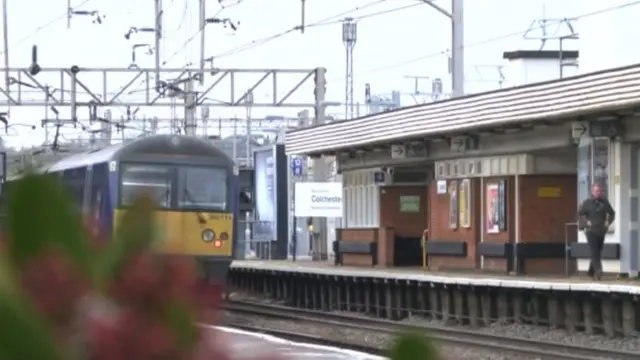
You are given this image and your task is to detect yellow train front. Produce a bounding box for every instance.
[42,135,238,282]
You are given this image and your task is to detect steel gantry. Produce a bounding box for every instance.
[0,67,322,108]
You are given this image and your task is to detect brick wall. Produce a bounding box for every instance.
[338,228,378,266]
[519,175,577,275]
[428,179,481,270]
[379,186,428,266]
[379,186,428,237]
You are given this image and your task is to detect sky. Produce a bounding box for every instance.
[1,0,639,149]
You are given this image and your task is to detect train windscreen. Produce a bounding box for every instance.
[119,163,230,211]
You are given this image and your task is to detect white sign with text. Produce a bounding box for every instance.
[294,182,343,218]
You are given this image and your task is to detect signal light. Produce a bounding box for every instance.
[214,240,222,248]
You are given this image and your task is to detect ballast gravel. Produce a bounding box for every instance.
[228,292,640,359]
[223,312,531,360]
[401,315,640,352]
[226,294,539,359]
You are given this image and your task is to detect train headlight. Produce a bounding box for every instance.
[201,229,215,242]
[220,232,229,241]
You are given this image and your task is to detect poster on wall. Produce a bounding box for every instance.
[254,147,277,241]
[498,180,506,231]
[459,179,471,228]
[448,180,458,229]
[485,183,500,234]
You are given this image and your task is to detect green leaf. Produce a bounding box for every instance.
[0,292,65,360]
[162,301,199,350]
[387,332,439,360]
[4,173,90,273]
[95,195,157,289]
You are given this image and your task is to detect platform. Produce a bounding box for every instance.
[231,260,640,295]
[213,326,382,360]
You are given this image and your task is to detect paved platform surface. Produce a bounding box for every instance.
[214,326,384,360]
[231,260,640,294]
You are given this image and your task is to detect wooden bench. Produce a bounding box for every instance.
[333,240,378,267]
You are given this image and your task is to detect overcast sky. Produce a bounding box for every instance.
[1,0,639,148]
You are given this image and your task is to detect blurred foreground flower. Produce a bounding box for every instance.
[0,173,285,360]
[0,173,438,360]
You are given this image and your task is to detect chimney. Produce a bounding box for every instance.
[502,50,579,87]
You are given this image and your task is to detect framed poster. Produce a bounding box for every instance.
[498,180,506,231]
[459,179,471,228]
[448,180,458,229]
[485,183,500,234]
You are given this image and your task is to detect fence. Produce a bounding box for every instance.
[236,219,321,261]
[236,219,279,260]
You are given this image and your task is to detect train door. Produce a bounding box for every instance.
[83,167,93,216]
[61,167,87,212]
[88,163,111,241]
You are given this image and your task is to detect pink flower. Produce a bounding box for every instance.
[19,249,88,327]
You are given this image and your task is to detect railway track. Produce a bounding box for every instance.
[222,300,637,360]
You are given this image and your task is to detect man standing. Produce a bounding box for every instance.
[578,184,615,280]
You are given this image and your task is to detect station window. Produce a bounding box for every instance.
[592,138,610,198]
[577,137,614,221]
[343,170,378,228]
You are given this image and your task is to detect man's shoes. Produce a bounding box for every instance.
[595,271,603,281]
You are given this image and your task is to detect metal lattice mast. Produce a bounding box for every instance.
[342,18,357,120]
[244,91,254,167]
[153,0,163,89]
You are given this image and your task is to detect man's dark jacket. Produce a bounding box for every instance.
[578,197,615,236]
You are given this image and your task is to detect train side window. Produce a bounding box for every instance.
[61,167,87,210]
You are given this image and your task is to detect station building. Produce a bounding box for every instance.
[285,50,640,278]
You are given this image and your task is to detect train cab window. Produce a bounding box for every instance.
[120,164,172,208]
[177,166,228,211]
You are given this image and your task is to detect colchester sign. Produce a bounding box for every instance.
[294,182,343,218]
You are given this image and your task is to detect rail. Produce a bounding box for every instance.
[222,300,637,360]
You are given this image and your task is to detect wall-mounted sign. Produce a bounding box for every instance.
[390,144,406,159]
[486,182,507,234]
[399,195,420,213]
[291,157,304,176]
[436,180,447,194]
[448,180,458,230]
[537,186,561,198]
[374,171,386,184]
[459,179,471,228]
[294,182,343,218]
[498,180,507,231]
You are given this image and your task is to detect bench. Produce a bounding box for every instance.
[333,240,378,267]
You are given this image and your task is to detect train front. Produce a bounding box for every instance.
[113,136,237,282]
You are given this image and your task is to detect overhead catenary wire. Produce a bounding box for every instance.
[165,0,189,36]
[164,0,391,65]
[331,0,640,81]
[212,0,405,59]
[0,0,94,55]
[200,0,640,82]
[160,0,247,67]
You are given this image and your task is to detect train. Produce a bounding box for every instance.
[4,135,238,282]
